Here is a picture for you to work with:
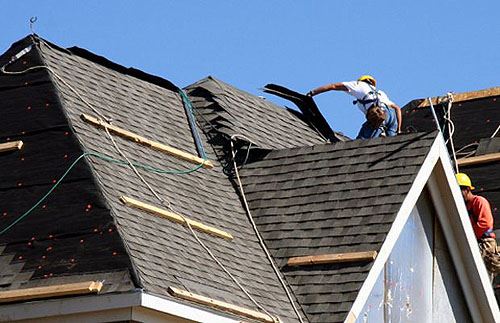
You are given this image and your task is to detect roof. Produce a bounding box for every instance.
[0,36,134,295]
[238,132,438,322]
[186,76,328,151]
[0,35,304,321]
[3,34,496,322]
[406,87,500,109]
[403,89,500,149]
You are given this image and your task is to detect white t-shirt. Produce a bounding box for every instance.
[342,81,394,114]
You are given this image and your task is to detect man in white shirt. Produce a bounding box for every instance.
[307,75,402,139]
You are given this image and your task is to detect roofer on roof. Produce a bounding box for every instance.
[307,75,402,139]
[457,172,500,278]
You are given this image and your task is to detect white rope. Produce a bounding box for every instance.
[104,126,275,319]
[427,97,442,132]
[444,93,459,173]
[231,134,305,323]
[210,77,303,322]
[491,124,500,138]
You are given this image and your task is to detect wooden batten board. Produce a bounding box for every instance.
[417,87,500,108]
[120,196,233,240]
[0,281,103,303]
[458,152,500,167]
[168,287,278,323]
[287,251,377,267]
[80,114,213,169]
[0,140,23,153]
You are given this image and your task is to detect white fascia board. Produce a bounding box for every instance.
[0,292,141,322]
[0,291,240,323]
[346,134,442,321]
[140,292,240,323]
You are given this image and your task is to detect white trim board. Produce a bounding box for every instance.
[0,291,240,323]
[346,133,500,323]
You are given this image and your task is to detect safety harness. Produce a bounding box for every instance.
[352,83,386,109]
[353,83,388,133]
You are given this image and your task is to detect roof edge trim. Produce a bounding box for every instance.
[405,86,500,110]
[0,291,240,323]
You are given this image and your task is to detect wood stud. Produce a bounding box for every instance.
[80,114,213,169]
[120,196,233,240]
[287,251,378,267]
[168,286,279,323]
[0,141,24,153]
[458,152,500,167]
[0,281,103,303]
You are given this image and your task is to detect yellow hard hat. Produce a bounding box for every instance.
[456,173,475,190]
[358,75,377,87]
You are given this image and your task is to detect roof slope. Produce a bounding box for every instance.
[0,36,134,294]
[186,76,327,151]
[1,36,303,321]
[238,132,438,322]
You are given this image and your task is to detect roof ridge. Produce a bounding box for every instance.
[246,131,437,160]
[30,34,180,92]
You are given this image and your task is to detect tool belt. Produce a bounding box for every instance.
[365,105,387,129]
[479,237,500,274]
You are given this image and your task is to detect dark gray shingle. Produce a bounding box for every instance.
[239,132,437,322]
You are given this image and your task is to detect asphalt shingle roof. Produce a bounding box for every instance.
[0,35,448,322]
[238,132,438,323]
[0,36,304,321]
[0,36,134,295]
[186,76,327,151]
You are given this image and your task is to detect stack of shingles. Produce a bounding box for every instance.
[238,132,437,322]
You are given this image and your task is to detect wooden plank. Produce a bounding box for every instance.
[120,196,233,240]
[458,152,500,167]
[168,286,278,323]
[0,140,23,153]
[81,114,214,169]
[417,87,500,108]
[0,281,103,303]
[287,251,377,267]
